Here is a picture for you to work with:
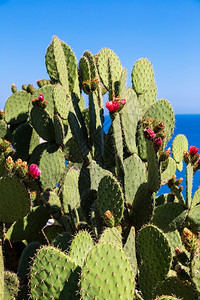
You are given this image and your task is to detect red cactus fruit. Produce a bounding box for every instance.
[143,128,155,140]
[189,146,199,155]
[105,101,120,113]
[29,164,41,179]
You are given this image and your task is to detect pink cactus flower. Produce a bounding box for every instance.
[120,98,126,105]
[38,94,44,101]
[105,101,120,113]
[189,146,199,155]
[29,164,41,178]
[143,128,155,140]
[154,137,162,147]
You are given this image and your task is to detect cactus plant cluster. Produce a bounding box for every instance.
[0,35,199,299]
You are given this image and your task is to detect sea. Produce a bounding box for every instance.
[103,114,200,199]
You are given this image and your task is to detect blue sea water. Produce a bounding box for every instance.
[103,114,200,198]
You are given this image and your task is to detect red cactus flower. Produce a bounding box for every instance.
[154,137,162,147]
[105,101,120,113]
[29,164,41,178]
[143,128,155,140]
[120,98,126,105]
[38,94,44,101]
[189,146,199,155]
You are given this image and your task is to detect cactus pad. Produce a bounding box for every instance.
[0,176,30,222]
[39,144,65,190]
[97,174,124,226]
[152,202,187,232]
[5,91,31,124]
[131,58,154,95]
[80,242,135,299]
[69,231,94,267]
[31,106,55,142]
[99,227,122,247]
[172,134,188,163]
[97,48,122,90]
[29,246,80,299]
[62,166,80,213]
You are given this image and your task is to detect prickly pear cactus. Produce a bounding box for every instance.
[0,35,199,300]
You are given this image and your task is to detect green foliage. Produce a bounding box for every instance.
[0,35,199,300]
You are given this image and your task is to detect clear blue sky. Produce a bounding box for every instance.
[1,0,200,114]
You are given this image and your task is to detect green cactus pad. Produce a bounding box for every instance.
[0,119,7,138]
[39,144,65,190]
[176,160,183,172]
[6,206,50,241]
[32,85,55,118]
[17,242,41,283]
[84,51,98,80]
[146,140,161,192]
[30,106,55,142]
[152,202,187,232]
[137,225,172,271]
[187,204,200,234]
[130,183,155,230]
[124,226,137,275]
[53,84,70,120]
[120,88,144,154]
[4,271,19,300]
[99,227,122,247]
[54,113,65,146]
[68,107,91,163]
[118,68,127,98]
[88,92,104,160]
[191,187,200,209]
[61,166,80,214]
[5,90,31,125]
[137,80,157,111]
[124,153,146,205]
[64,136,84,163]
[131,58,154,95]
[97,174,124,226]
[137,225,172,299]
[13,122,39,160]
[80,242,135,299]
[69,231,94,267]
[79,56,91,94]
[172,134,188,163]
[0,176,30,222]
[29,246,80,299]
[153,276,197,300]
[97,48,122,90]
[161,157,177,182]
[186,163,193,208]
[46,36,78,93]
